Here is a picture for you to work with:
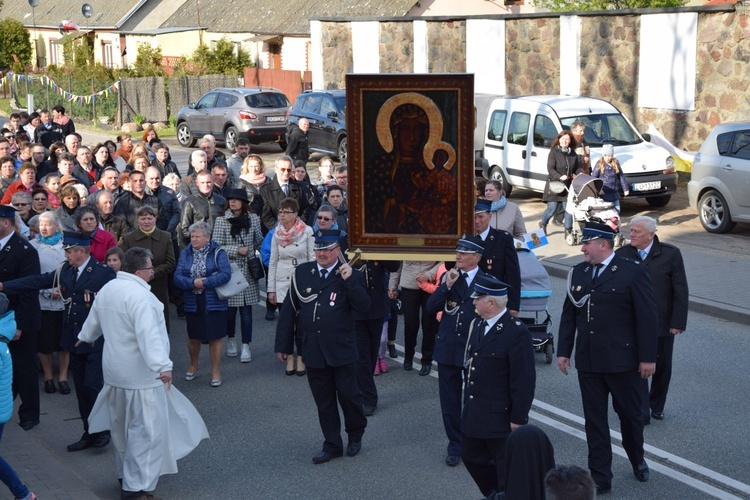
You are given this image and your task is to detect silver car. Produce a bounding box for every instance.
[175,87,290,151]
[688,122,750,233]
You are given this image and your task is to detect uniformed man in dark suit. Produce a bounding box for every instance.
[354,258,399,417]
[1,231,116,451]
[426,234,489,467]
[0,205,41,430]
[557,222,658,495]
[461,275,536,497]
[274,229,371,464]
[474,199,521,315]
[616,215,689,422]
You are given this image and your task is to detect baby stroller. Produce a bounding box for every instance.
[565,174,624,247]
[516,245,554,364]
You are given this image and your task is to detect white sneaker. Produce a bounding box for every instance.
[227,338,238,357]
[240,344,251,363]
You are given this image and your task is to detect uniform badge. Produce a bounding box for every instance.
[576,285,581,291]
[486,259,493,270]
[447,300,457,308]
[329,292,337,306]
[306,288,312,293]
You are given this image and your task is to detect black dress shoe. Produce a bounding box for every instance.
[596,484,612,495]
[651,410,665,420]
[19,419,39,431]
[67,437,93,452]
[58,381,71,395]
[92,433,111,448]
[346,441,361,457]
[388,344,398,358]
[445,454,460,467]
[419,364,432,376]
[633,460,650,482]
[312,450,342,464]
[363,404,376,416]
[403,360,413,371]
[44,379,57,394]
[644,418,651,426]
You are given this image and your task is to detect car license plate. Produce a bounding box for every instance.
[632,181,661,191]
[265,116,285,123]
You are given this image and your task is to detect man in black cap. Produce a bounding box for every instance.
[557,221,658,495]
[274,229,370,464]
[462,274,536,497]
[0,231,116,450]
[0,205,41,430]
[426,234,490,467]
[473,199,521,316]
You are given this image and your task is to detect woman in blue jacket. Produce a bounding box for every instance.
[0,293,37,500]
[174,221,231,387]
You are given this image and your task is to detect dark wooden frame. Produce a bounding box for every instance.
[346,74,475,259]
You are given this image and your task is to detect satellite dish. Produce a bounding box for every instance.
[82,4,94,18]
[28,0,40,7]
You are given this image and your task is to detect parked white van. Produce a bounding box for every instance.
[476,95,677,207]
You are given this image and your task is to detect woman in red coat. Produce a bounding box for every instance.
[74,205,115,263]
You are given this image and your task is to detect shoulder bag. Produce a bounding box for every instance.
[213,248,249,300]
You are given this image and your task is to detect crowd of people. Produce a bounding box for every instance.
[0,110,690,499]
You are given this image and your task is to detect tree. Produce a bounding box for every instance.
[133,42,166,77]
[173,38,254,76]
[534,0,686,11]
[0,18,32,70]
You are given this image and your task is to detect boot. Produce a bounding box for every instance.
[226,338,238,357]
[240,343,251,363]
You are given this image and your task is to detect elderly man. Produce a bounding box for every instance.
[275,229,370,464]
[179,170,226,246]
[114,170,161,231]
[94,190,128,245]
[426,234,490,467]
[180,150,208,197]
[286,118,310,164]
[78,247,208,499]
[65,134,80,156]
[557,222,658,495]
[462,274,535,496]
[617,216,688,422]
[1,231,116,448]
[260,155,310,231]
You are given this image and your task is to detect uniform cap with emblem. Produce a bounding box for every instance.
[62,231,91,250]
[580,222,616,242]
[456,233,485,253]
[474,199,492,214]
[471,275,510,298]
[314,229,341,250]
[0,205,17,219]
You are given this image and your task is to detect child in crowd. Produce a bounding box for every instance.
[591,144,629,213]
[43,174,61,209]
[105,246,125,273]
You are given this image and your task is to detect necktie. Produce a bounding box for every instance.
[71,266,78,287]
[320,268,328,280]
[592,264,603,284]
[476,319,487,336]
[638,249,647,261]
[282,184,288,196]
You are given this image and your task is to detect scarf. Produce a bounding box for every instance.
[241,172,266,186]
[89,228,98,239]
[38,231,62,246]
[490,197,507,212]
[141,227,156,237]
[1,176,16,191]
[190,243,212,293]
[274,217,307,247]
[227,212,250,238]
[54,115,71,126]
[559,147,570,154]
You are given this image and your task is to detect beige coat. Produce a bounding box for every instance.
[268,224,315,303]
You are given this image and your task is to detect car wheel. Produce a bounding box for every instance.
[488,166,512,197]
[698,190,736,233]
[224,126,239,152]
[646,194,671,207]
[176,122,196,148]
[337,137,347,165]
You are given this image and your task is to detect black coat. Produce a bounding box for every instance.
[462,312,536,438]
[113,191,162,231]
[543,147,579,202]
[557,254,658,373]
[259,177,310,231]
[275,261,371,368]
[285,123,309,163]
[478,228,522,312]
[0,233,41,334]
[354,260,399,321]
[150,186,181,238]
[616,236,689,337]
[3,257,116,353]
[178,192,226,244]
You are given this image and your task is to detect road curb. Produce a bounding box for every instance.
[540,261,750,327]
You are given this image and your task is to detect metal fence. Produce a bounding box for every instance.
[166,75,243,119]
[118,77,168,125]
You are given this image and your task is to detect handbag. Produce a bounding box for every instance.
[213,249,249,300]
[247,255,264,281]
[548,180,567,194]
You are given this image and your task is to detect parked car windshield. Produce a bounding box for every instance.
[245,93,290,109]
[561,114,642,147]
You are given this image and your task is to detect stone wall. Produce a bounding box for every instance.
[321,22,352,90]
[427,21,466,73]
[380,22,414,73]
[506,18,560,95]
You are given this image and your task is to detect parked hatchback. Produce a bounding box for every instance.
[287,89,347,164]
[688,122,750,233]
[175,87,290,151]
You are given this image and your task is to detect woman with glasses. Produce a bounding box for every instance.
[213,189,263,362]
[11,192,33,225]
[30,188,49,214]
[268,197,314,376]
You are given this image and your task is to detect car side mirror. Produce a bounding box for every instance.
[642,133,651,142]
[188,103,196,110]
[327,111,338,121]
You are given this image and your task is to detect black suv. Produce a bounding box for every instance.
[287,89,347,164]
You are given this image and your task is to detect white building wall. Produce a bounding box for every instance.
[351,21,379,73]
[280,37,310,71]
[559,15,581,96]
[466,19,505,95]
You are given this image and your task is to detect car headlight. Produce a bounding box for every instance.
[663,156,676,174]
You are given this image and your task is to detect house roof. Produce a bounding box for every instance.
[160,0,418,36]
[4,0,147,30]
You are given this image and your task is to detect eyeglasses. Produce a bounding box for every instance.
[278,168,293,173]
[139,267,154,272]
[278,210,295,215]
[3,135,14,140]
[317,216,333,221]
[13,203,29,207]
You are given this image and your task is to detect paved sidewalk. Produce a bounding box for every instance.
[0,422,98,500]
